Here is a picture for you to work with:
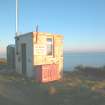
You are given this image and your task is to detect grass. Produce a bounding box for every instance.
[0,58,7,64]
[0,64,105,105]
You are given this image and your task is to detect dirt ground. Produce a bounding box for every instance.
[0,64,105,105]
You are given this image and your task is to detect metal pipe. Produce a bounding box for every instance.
[36,24,38,43]
[16,0,19,36]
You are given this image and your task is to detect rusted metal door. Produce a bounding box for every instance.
[21,44,27,74]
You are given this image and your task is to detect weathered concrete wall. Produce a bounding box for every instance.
[15,32,63,78]
[15,33,33,77]
[33,32,63,79]
[7,45,15,68]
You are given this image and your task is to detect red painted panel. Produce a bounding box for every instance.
[35,64,59,83]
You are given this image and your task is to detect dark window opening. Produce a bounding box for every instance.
[47,38,53,56]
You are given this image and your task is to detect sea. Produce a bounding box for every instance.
[64,52,105,71]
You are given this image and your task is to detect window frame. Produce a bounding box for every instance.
[46,38,53,56]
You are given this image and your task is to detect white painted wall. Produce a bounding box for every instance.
[15,32,33,77]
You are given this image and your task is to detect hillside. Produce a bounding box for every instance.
[0,64,105,105]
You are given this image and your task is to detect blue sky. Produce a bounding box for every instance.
[0,0,105,57]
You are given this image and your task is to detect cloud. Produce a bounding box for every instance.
[0,47,6,52]
[0,47,6,58]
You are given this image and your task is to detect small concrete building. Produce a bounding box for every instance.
[7,44,15,68]
[15,32,63,82]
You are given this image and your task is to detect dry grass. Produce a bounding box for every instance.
[0,58,7,64]
[0,65,105,105]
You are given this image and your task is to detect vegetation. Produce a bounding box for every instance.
[0,58,7,64]
[75,65,105,79]
[0,65,105,105]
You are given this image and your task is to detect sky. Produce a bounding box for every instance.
[0,0,105,58]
